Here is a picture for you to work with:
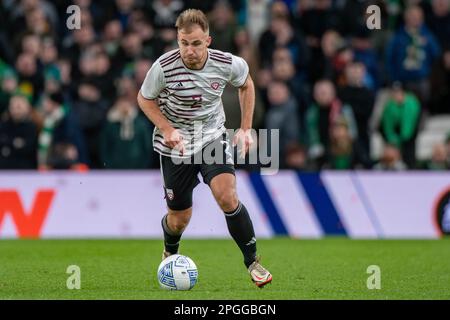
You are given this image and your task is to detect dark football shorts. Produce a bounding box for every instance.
[159,132,235,211]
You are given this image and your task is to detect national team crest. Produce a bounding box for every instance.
[166,188,174,201]
[211,82,220,90]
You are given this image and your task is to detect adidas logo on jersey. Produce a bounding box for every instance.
[176,82,183,87]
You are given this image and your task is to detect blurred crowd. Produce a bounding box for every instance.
[0,0,449,171]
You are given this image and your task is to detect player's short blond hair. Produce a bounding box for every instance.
[175,9,209,34]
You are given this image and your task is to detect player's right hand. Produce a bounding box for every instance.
[162,127,186,156]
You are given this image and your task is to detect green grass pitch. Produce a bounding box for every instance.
[0,238,449,299]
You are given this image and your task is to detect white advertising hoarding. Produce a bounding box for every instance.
[0,171,448,239]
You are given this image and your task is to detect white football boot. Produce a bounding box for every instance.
[248,256,273,288]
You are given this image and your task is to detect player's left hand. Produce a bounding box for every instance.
[232,129,253,159]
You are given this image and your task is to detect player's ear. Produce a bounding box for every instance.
[206,36,211,47]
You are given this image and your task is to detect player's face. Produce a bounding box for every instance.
[177,26,211,68]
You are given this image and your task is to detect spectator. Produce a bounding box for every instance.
[0,66,18,115]
[56,57,73,100]
[339,0,373,36]
[37,92,87,169]
[102,19,123,58]
[331,42,354,86]
[72,78,109,168]
[295,0,340,53]
[271,47,306,114]
[350,28,379,90]
[294,0,339,83]
[15,52,44,104]
[373,144,408,171]
[426,0,450,49]
[209,0,239,53]
[100,96,152,169]
[117,75,139,104]
[184,0,216,15]
[114,0,137,31]
[308,29,343,84]
[24,6,56,38]
[71,0,104,33]
[19,32,41,58]
[62,23,96,71]
[127,16,165,61]
[0,94,38,169]
[385,5,441,108]
[134,58,153,88]
[284,142,308,170]
[73,47,115,103]
[46,142,85,170]
[421,143,449,170]
[43,67,62,96]
[38,37,61,95]
[324,116,368,170]
[429,47,450,115]
[258,1,307,70]
[446,133,450,166]
[380,82,421,168]
[234,29,259,80]
[265,81,301,167]
[92,51,116,102]
[147,0,184,30]
[10,0,59,34]
[245,0,271,44]
[113,31,143,73]
[222,78,264,132]
[40,36,62,98]
[306,79,357,167]
[40,36,59,70]
[338,62,375,164]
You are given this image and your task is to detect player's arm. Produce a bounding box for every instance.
[137,91,185,154]
[238,75,255,131]
[233,74,255,158]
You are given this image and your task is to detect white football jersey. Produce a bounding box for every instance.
[140,48,249,158]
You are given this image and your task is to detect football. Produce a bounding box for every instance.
[157,254,198,290]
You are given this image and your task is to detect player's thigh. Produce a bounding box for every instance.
[160,155,200,211]
[209,172,236,195]
[200,159,237,207]
[200,134,237,210]
[200,133,236,186]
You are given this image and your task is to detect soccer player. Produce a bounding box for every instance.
[137,9,272,288]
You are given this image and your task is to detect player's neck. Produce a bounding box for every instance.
[182,51,209,70]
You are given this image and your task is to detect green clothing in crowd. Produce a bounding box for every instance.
[100,113,152,169]
[381,93,421,147]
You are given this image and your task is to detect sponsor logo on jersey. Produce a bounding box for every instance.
[210,82,220,90]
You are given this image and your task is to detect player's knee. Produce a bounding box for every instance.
[171,221,187,234]
[217,190,239,212]
[169,219,189,234]
[168,209,191,233]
